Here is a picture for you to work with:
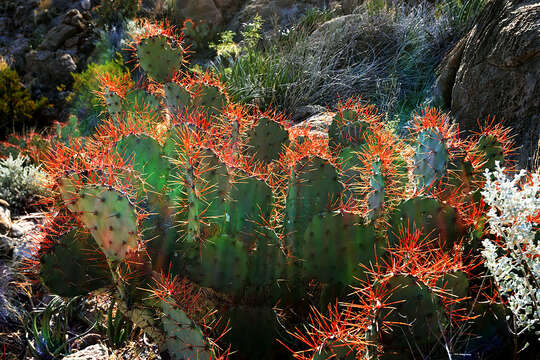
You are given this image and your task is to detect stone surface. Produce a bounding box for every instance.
[292,111,335,137]
[0,200,11,235]
[62,344,110,360]
[436,0,540,168]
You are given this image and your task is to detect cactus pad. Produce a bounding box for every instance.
[40,229,112,297]
[245,117,290,164]
[115,134,170,193]
[475,134,505,170]
[103,89,124,116]
[164,82,192,114]
[413,129,449,192]
[161,298,211,360]
[300,212,378,284]
[73,185,139,261]
[194,234,248,292]
[389,197,462,248]
[136,35,184,82]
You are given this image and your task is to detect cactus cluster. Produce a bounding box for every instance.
[16,20,519,360]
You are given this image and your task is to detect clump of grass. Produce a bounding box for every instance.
[211,1,485,126]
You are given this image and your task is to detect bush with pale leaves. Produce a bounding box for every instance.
[481,162,540,336]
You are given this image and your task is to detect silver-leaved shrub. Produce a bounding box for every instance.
[481,162,539,336]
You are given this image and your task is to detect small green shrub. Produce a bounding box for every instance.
[0,63,50,140]
[69,59,130,136]
[94,0,140,27]
[0,154,47,215]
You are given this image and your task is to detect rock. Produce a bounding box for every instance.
[436,0,540,169]
[62,344,110,360]
[291,105,327,123]
[0,200,11,235]
[25,50,77,85]
[292,111,335,137]
[8,224,24,238]
[229,0,328,32]
[178,0,224,26]
[62,9,86,30]
[39,24,78,50]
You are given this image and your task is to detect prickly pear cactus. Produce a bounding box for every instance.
[299,212,379,284]
[245,117,289,164]
[413,128,449,192]
[40,228,112,297]
[161,299,211,360]
[69,185,139,261]
[136,35,184,83]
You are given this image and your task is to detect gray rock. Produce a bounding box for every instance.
[436,0,540,169]
[39,24,78,49]
[25,50,77,85]
[292,111,335,137]
[62,344,110,360]
[0,200,11,235]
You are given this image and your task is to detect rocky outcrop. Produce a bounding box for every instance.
[62,344,110,360]
[169,0,243,26]
[0,1,97,122]
[436,0,540,169]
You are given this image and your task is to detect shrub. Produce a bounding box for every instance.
[0,154,47,215]
[69,59,130,136]
[94,0,140,27]
[0,63,50,140]
[481,163,540,337]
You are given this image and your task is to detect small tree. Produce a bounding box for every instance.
[0,63,49,140]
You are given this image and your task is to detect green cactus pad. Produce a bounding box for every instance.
[388,197,462,248]
[413,128,449,192]
[40,229,112,297]
[328,115,369,151]
[127,89,161,117]
[367,158,386,220]
[115,134,170,194]
[194,234,248,292]
[164,82,192,114]
[161,298,211,360]
[136,35,184,82]
[246,229,286,288]
[178,148,230,243]
[103,89,124,116]
[286,157,343,238]
[381,275,444,354]
[227,174,273,239]
[192,84,226,116]
[73,185,139,261]
[300,212,379,284]
[245,117,290,164]
[475,134,505,171]
[436,271,469,299]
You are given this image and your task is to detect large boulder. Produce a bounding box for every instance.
[436,0,540,169]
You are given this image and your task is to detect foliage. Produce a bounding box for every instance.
[69,59,130,136]
[0,154,47,215]
[481,163,540,337]
[104,299,134,349]
[94,0,141,27]
[0,63,50,140]
[25,297,94,360]
[211,1,485,124]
